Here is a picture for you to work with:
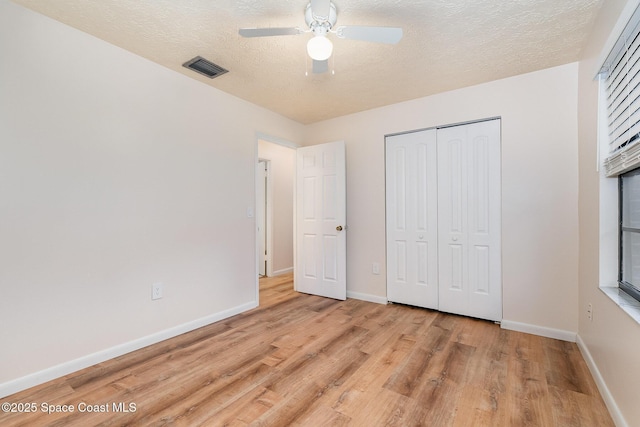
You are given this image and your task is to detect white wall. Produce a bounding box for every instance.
[578,1,640,425]
[258,139,295,275]
[0,0,304,394]
[304,63,580,336]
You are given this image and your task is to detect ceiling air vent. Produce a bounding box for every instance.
[182,56,228,79]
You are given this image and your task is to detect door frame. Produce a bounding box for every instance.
[257,158,272,277]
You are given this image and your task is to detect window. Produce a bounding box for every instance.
[601,4,640,304]
[620,169,640,302]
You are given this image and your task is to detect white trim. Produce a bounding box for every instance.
[600,170,620,285]
[293,146,298,294]
[265,160,274,277]
[576,335,629,427]
[256,158,273,277]
[257,159,266,276]
[600,286,640,324]
[254,137,261,306]
[0,301,257,399]
[271,267,294,276]
[256,132,300,149]
[500,320,577,342]
[385,116,501,138]
[597,75,605,172]
[347,291,388,305]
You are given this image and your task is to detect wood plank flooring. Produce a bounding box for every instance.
[0,274,614,426]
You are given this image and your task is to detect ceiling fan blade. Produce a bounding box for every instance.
[311,0,331,20]
[239,27,302,38]
[335,26,403,44]
[312,59,328,74]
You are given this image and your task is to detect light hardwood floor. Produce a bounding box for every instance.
[1,274,614,426]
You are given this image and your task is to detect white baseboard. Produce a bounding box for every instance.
[0,301,257,399]
[576,335,628,427]
[500,319,577,342]
[271,267,293,276]
[347,291,388,305]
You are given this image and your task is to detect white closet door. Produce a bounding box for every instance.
[437,120,501,321]
[386,130,439,309]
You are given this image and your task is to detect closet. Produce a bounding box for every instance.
[385,119,501,321]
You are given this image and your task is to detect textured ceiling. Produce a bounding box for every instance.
[10,0,603,124]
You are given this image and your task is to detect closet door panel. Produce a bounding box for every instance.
[386,130,438,309]
[437,126,470,314]
[438,120,501,321]
[467,120,502,320]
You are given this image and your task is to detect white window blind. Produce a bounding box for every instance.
[602,5,640,177]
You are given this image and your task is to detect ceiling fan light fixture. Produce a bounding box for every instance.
[239,1,402,73]
[307,35,333,61]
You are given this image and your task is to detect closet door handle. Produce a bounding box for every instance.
[336,225,343,231]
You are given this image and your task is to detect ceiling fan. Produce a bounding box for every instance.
[238,0,403,74]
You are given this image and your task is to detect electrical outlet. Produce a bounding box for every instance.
[587,303,593,321]
[372,262,380,275]
[152,283,163,300]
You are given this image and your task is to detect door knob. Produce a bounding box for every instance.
[452,236,458,241]
[336,225,343,231]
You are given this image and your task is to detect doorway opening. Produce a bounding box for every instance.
[255,136,347,303]
[256,137,296,282]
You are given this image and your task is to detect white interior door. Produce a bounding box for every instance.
[256,160,267,276]
[386,130,439,309]
[437,119,501,321]
[295,141,346,300]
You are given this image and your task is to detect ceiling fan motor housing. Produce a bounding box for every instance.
[305,2,337,35]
